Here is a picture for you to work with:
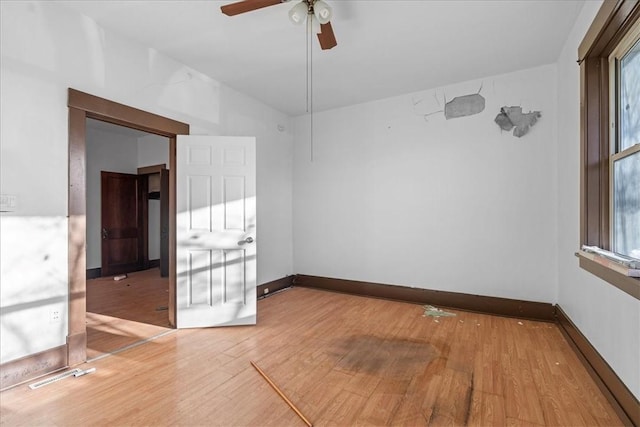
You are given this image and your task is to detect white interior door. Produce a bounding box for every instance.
[176,136,256,328]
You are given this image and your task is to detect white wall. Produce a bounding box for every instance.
[293,65,558,303]
[556,0,640,400]
[0,1,293,364]
[138,134,170,168]
[85,127,139,269]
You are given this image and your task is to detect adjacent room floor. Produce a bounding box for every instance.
[0,287,624,426]
[86,268,171,360]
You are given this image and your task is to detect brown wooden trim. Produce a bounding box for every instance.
[579,0,640,290]
[168,136,177,327]
[579,1,640,61]
[556,305,638,426]
[0,345,67,390]
[69,89,189,136]
[68,89,187,362]
[140,175,149,270]
[579,1,622,61]
[68,106,87,365]
[294,275,556,322]
[160,169,170,277]
[258,276,295,298]
[66,332,87,367]
[577,255,640,300]
[581,56,611,249]
[137,164,167,175]
[86,268,102,280]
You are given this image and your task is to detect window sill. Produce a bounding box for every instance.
[575,252,640,300]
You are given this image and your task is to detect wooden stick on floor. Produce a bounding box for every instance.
[250,361,313,427]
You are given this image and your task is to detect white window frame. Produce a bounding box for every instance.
[609,22,640,259]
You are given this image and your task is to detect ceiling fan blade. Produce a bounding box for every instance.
[317,22,337,50]
[221,0,284,16]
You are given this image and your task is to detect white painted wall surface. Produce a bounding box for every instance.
[0,1,293,363]
[293,65,558,303]
[86,127,139,270]
[138,134,169,168]
[556,0,640,399]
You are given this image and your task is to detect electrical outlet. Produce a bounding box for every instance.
[264,288,269,294]
[50,309,61,323]
[0,194,17,212]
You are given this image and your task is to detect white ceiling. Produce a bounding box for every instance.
[60,0,585,117]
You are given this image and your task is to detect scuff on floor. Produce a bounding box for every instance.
[423,305,457,318]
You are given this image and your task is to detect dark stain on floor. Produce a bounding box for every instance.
[328,334,438,377]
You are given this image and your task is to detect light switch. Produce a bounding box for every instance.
[0,194,17,212]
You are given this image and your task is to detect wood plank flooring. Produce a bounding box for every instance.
[86,268,171,360]
[0,287,623,426]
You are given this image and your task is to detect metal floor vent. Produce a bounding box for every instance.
[28,369,81,390]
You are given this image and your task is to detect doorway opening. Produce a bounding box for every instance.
[67,88,189,365]
[85,118,172,359]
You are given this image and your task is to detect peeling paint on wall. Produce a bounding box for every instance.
[494,106,541,137]
[444,93,486,120]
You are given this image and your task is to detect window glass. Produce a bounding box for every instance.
[612,151,640,259]
[620,39,640,151]
[611,28,640,260]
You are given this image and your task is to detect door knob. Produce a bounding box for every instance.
[102,228,108,240]
[238,237,254,245]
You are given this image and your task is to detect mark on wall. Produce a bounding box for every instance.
[494,106,541,137]
[416,83,486,121]
[444,93,486,120]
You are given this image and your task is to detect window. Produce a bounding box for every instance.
[610,27,640,260]
[578,0,640,298]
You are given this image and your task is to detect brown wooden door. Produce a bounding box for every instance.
[101,171,145,276]
[159,168,169,277]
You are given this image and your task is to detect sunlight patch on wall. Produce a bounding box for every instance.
[0,216,68,363]
[147,50,221,126]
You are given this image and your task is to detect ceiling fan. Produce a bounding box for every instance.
[220,0,337,50]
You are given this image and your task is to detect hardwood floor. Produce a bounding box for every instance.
[0,287,623,426]
[86,268,171,360]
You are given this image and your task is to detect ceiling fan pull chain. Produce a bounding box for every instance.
[305,15,311,113]
[310,15,314,163]
[306,13,314,162]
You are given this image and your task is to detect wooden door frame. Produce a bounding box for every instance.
[137,164,170,277]
[67,89,189,365]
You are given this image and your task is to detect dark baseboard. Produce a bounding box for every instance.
[88,261,161,280]
[294,274,638,424]
[5,273,635,426]
[0,345,68,390]
[294,275,556,321]
[556,305,638,426]
[258,276,295,298]
[86,268,101,280]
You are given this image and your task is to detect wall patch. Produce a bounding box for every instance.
[495,106,541,137]
[444,93,486,120]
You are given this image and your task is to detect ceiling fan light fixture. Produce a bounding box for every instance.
[313,0,332,24]
[288,1,308,25]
